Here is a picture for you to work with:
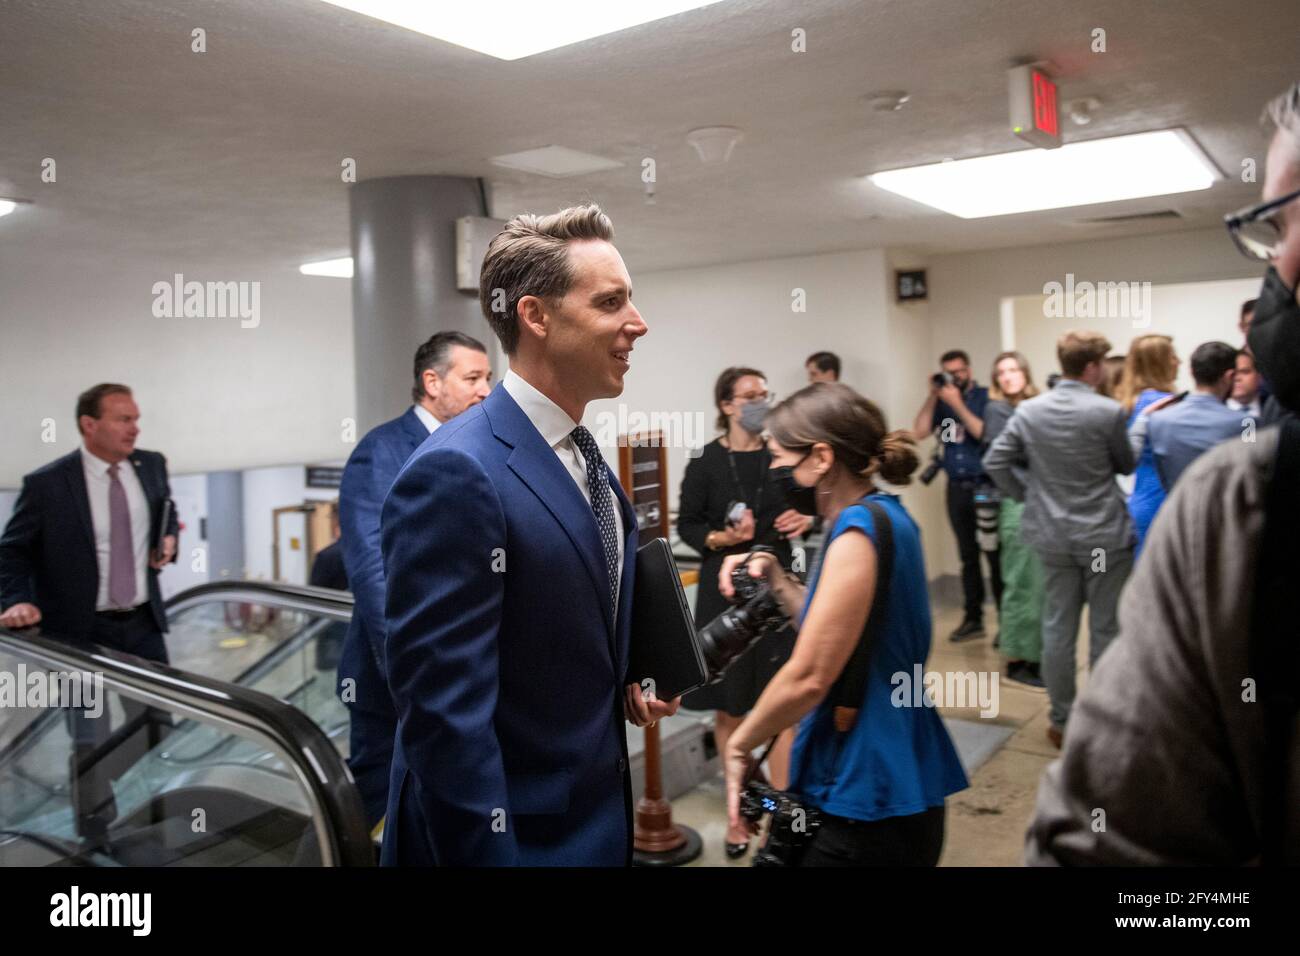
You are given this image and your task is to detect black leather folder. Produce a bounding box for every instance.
[627,537,708,701]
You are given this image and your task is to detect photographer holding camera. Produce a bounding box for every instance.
[911,350,1003,642]
[717,383,969,866]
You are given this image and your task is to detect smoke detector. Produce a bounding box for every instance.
[686,126,743,165]
[1067,97,1102,126]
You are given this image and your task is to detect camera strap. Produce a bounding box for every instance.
[828,498,894,734]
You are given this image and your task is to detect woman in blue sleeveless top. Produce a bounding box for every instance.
[720,383,968,865]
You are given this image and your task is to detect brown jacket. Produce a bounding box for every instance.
[1026,425,1297,865]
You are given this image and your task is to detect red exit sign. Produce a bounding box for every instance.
[1009,64,1061,149]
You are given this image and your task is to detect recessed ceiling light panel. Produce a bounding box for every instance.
[867,128,1221,219]
[489,145,623,178]
[317,0,725,60]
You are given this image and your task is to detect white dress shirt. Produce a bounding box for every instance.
[81,447,151,610]
[1226,396,1262,419]
[411,403,442,434]
[501,369,625,601]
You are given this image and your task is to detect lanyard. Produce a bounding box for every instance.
[725,444,768,516]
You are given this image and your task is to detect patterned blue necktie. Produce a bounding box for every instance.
[570,425,619,615]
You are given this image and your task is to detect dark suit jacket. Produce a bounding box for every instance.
[336,408,428,721]
[378,384,638,867]
[0,448,178,641]
[309,540,349,591]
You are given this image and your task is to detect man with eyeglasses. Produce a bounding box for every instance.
[1028,82,1300,865]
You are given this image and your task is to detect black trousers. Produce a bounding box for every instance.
[89,605,169,664]
[799,805,946,867]
[66,607,170,842]
[945,479,1003,621]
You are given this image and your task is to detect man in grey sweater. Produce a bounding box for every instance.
[982,331,1135,748]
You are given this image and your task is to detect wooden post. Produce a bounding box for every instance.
[618,431,702,866]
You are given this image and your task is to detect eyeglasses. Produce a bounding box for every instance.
[733,390,772,403]
[1224,185,1300,262]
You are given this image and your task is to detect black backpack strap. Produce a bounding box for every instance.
[1255,417,1300,865]
[829,499,894,732]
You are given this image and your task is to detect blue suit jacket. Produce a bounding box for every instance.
[0,449,178,643]
[1147,394,1246,491]
[337,407,430,720]
[378,384,638,866]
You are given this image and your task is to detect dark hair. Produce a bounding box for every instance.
[1241,298,1258,319]
[1189,341,1239,387]
[76,384,132,435]
[765,383,918,486]
[713,366,766,431]
[806,351,841,378]
[412,331,487,403]
[939,349,970,366]
[478,204,615,355]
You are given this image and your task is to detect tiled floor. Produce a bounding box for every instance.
[664,601,1098,867]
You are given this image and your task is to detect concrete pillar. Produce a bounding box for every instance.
[349,175,491,432]
[205,470,245,581]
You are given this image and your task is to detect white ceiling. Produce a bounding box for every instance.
[1,0,1297,275]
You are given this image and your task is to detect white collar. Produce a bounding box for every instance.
[411,403,441,434]
[81,446,128,476]
[501,368,581,449]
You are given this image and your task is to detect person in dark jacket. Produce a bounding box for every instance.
[677,366,811,857]
[0,383,178,659]
[336,331,492,828]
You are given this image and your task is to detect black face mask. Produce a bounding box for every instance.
[772,454,817,515]
[1247,265,1300,414]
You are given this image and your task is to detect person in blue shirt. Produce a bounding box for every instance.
[721,382,968,866]
[1130,342,1248,493]
[911,350,1001,643]
[1118,335,1180,555]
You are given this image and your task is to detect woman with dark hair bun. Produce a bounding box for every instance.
[718,382,968,866]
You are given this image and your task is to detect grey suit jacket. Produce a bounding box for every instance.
[982,379,1135,558]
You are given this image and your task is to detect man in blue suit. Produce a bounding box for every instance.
[1,384,178,659]
[1129,341,1246,493]
[379,204,678,866]
[337,331,493,828]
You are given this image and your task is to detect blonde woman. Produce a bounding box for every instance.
[1117,336,1180,554]
[982,352,1045,689]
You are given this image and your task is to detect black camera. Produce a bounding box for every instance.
[738,780,822,867]
[697,563,789,684]
[931,371,955,388]
[919,450,943,486]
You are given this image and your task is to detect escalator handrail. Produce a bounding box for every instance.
[0,627,373,866]
[3,582,352,772]
[166,580,354,620]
